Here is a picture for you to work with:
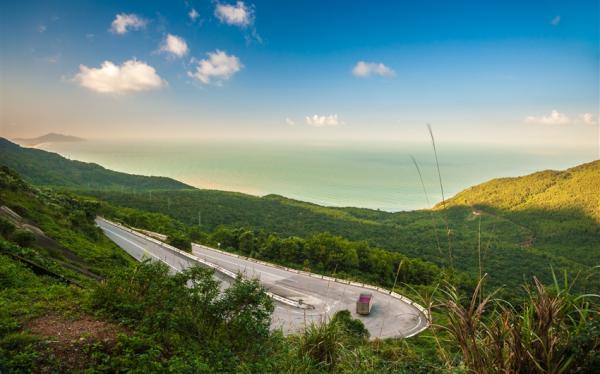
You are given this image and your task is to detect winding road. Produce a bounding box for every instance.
[96,217,429,339]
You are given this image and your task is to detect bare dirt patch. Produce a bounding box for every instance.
[27,313,126,371]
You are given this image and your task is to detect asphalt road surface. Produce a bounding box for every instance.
[97,218,429,339]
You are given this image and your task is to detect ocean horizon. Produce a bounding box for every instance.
[40,139,597,212]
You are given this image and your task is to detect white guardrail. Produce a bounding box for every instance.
[191,243,431,327]
[99,217,431,334]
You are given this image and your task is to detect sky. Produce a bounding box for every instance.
[0,0,598,148]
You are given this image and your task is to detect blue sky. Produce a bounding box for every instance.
[0,0,598,146]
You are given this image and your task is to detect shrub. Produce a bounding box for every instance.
[330,310,370,340]
[167,235,191,252]
[90,261,274,364]
[0,333,41,372]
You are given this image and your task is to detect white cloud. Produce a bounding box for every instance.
[525,110,570,125]
[189,8,199,21]
[550,15,561,26]
[160,34,188,58]
[38,24,46,33]
[305,114,343,127]
[285,118,295,125]
[74,59,164,94]
[581,113,597,125]
[188,50,243,85]
[352,61,395,78]
[215,1,253,27]
[110,13,147,34]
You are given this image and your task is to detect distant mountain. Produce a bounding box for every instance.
[0,138,193,191]
[13,133,85,147]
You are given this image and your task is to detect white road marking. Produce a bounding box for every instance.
[103,226,182,273]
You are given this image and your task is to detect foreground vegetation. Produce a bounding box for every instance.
[1,142,599,371]
[2,249,597,372]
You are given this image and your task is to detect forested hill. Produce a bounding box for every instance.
[437,160,600,271]
[439,160,600,221]
[0,138,193,191]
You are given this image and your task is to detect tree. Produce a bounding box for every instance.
[238,230,255,255]
[218,276,274,353]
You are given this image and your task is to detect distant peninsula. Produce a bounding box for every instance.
[13,133,85,147]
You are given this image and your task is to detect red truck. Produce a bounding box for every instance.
[356,293,373,315]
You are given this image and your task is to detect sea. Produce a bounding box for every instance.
[40,140,597,212]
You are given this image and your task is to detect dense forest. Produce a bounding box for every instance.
[1,166,597,372]
[441,160,600,266]
[88,172,600,294]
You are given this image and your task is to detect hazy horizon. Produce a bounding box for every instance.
[32,138,597,212]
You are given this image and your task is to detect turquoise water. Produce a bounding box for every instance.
[42,140,597,212]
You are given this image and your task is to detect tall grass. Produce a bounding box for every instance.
[410,155,443,258]
[427,124,454,270]
[295,310,371,371]
[437,274,599,373]
[298,320,346,369]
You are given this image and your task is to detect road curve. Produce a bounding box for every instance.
[96,218,429,339]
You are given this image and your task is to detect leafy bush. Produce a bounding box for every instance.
[167,235,191,252]
[90,261,274,368]
[0,333,41,373]
[291,310,374,371]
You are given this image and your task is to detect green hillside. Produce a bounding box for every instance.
[441,160,599,220]
[0,138,193,191]
[440,160,600,266]
[0,167,135,282]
